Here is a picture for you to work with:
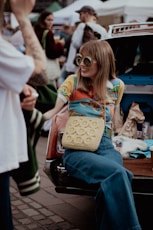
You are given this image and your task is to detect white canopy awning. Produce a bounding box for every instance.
[124,0,153,22]
[14,0,153,26]
[96,0,127,17]
[53,0,102,25]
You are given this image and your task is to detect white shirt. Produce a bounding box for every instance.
[65,22,108,73]
[0,36,34,173]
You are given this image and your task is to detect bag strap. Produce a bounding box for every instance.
[41,30,49,50]
[73,75,77,89]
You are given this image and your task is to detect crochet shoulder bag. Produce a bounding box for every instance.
[62,115,105,152]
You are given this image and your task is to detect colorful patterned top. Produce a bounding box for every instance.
[58,75,124,137]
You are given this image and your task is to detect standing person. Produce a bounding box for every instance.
[44,40,141,230]
[0,0,48,229]
[58,20,80,87]
[34,10,65,86]
[59,23,72,42]
[62,5,108,79]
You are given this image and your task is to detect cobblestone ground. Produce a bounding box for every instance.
[11,187,78,230]
[10,137,95,230]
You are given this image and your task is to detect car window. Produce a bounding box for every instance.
[107,35,153,76]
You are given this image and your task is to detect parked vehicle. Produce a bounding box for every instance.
[44,22,153,196]
[43,22,153,229]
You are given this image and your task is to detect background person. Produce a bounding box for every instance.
[44,40,141,230]
[34,10,65,86]
[62,5,108,79]
[57,20,80,87]
[0,0,48,229]
[11,84,45,197]
[58,23,72,43]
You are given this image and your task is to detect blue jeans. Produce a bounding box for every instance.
[63,135,141,230]
[0,172,13,230]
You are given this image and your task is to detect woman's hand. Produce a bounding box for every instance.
[43,110,53,121]
[21,84,38,111]
[58,38,65,46]
[43,97,66,120]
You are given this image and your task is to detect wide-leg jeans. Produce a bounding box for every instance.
[63,135,141,230]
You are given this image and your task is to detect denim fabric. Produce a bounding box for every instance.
[63,135,141,230]
[0,172,13,230]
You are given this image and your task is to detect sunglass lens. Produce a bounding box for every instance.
[75,55,82,66]
[83,57,92,67]
[75,54,92,67]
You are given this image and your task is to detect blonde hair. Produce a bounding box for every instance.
[77,40,116,100]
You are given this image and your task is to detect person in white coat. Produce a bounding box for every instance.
[0,0,48,229]
[58,5,108,86]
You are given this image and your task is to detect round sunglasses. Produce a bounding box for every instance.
[75,54,97,67]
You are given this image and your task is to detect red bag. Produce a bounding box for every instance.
[46,105,68,160]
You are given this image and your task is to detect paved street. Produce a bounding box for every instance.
[10,136,96,230]
[10,136,153,230]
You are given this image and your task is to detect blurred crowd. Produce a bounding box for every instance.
[2,5,108,89]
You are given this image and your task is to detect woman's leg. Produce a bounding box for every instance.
[95,169,140,230]
[0,172,13,230]
[63,136,141,230]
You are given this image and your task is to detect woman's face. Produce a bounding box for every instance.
[44,14,54,30]
[78,52,98,80]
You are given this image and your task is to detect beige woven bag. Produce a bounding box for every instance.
[62,116,105,152]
